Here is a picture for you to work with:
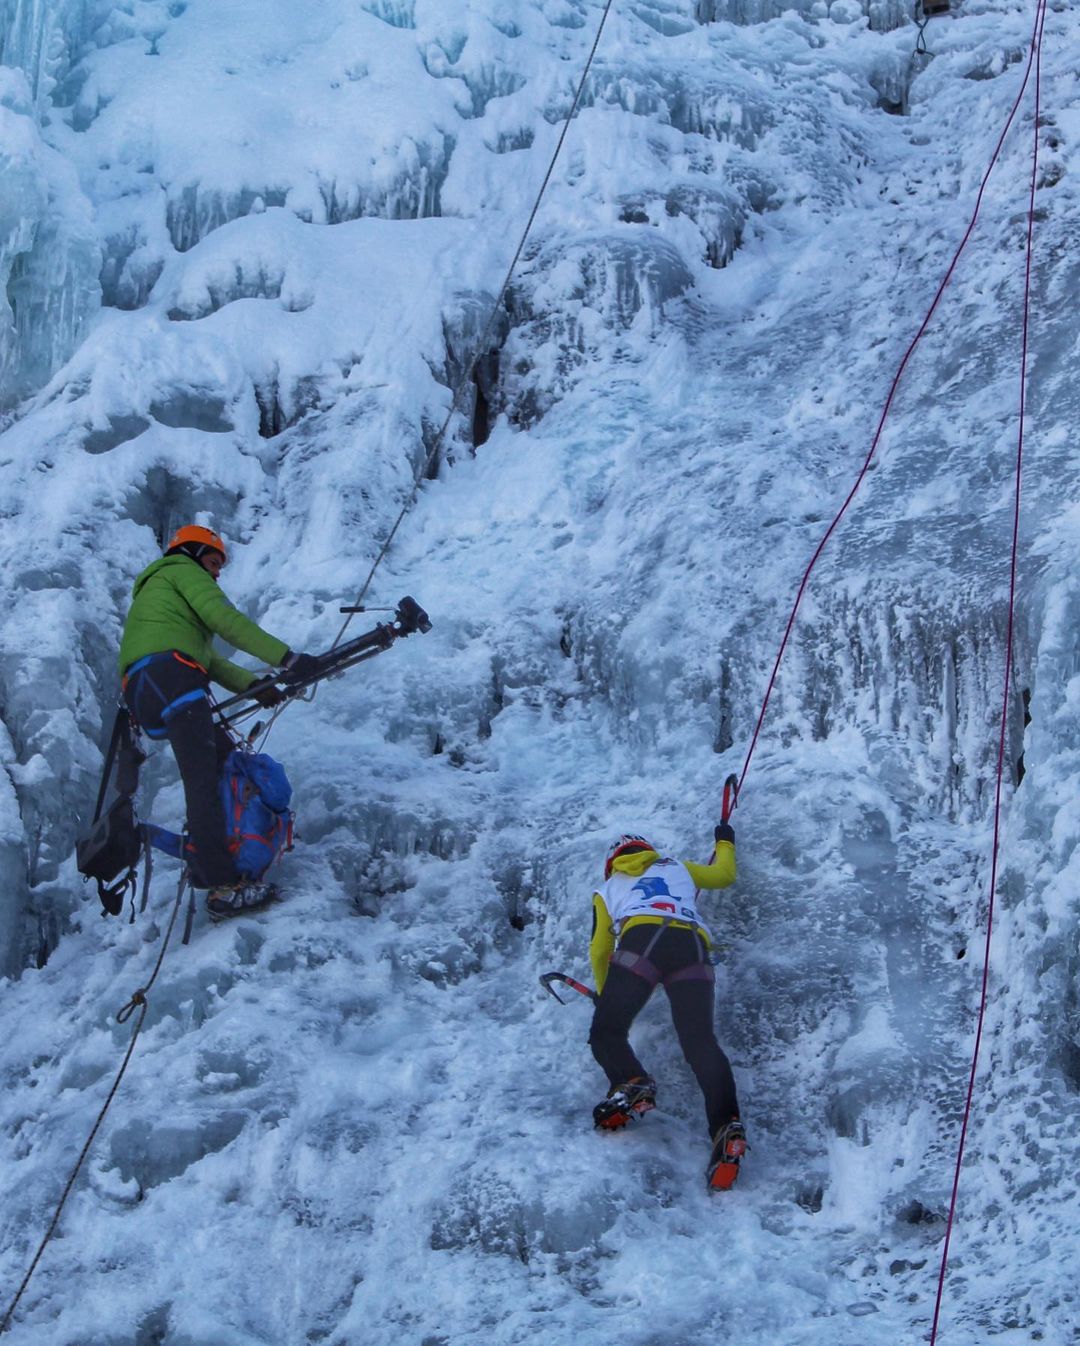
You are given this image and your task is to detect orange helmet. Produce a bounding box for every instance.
[165,525,227,565]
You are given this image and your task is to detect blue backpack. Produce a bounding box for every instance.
[148,749,293,881]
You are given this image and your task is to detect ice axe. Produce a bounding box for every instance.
[539,971,598,1005]
[708,772,739,859]
[692,771,740,902]
[720,772,739,826]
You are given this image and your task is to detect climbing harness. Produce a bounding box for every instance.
[929,0,1046,1338]
[121,651,213,737]
[608,919,713,988]
[0,868,190,1336]
[544,950,709,1010]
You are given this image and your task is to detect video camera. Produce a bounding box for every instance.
[214,595,433,727]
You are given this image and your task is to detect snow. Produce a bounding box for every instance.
[1,0,1079,1341]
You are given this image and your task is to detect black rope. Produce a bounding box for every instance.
[0,870,189,1335]
[246,0,616,757]
[195,0,617,757]
[334,0,618,647]
[912,0,934,58]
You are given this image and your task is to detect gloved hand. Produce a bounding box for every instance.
[714,821,735,845]
[280,650,320,684]
[253,683,286,709]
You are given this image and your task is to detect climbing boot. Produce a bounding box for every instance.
[206,881,279,921]
[706,1120,748,1191]
[593,1076,657,1131]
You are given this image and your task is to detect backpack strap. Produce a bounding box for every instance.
[97,868,137,920]
[181,869,198,946]
[114,707,147,797]
[91,709,127,823]
[132,829,154,922]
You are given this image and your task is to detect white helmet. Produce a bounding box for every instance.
[604,834,653,879]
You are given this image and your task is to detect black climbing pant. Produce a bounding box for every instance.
[588,922,740,1137]
[123,652,236,888]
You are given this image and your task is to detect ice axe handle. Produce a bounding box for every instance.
[721,773,739,825]
[540,971,598,1005]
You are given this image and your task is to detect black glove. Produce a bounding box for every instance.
[280,650,320,684]
[253,683,286,709]
[714,821,735,845]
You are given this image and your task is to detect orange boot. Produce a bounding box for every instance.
[593,1076,657,1130]
[706,1120,748,1191]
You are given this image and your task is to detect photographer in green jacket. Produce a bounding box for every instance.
[118,525,317,911]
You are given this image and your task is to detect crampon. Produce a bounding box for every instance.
[593,1077,657,1131]
[206,881,280,922]
[706,1120,748,1191]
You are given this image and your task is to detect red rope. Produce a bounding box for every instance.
[928,0,1046,1338]
[736,1,1049,797]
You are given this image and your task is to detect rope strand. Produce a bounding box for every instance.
[736,3,1049,799]
[928,0,1046,1336]
[250,0,616,756]
[251,1,616,756]
[334,0,617,644]
[0,872,189,1335]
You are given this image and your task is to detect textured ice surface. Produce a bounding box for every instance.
[1,0,1078,1342]
[0,66,99,406]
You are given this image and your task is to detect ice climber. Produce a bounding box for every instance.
[589,829,748,1190]
[117,525,318,917]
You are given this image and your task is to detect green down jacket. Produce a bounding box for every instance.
[118,555,289,694]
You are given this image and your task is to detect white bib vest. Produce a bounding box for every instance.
[602,858,710,941]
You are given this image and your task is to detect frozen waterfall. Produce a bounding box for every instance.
[0,0,1077,1342]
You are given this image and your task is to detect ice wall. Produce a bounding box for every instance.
[0,65,99,408]
[0,0,1077,1341]
[0,0,91,109]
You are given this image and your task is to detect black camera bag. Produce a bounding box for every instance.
[76,794,143,917]
[76,707,147,917]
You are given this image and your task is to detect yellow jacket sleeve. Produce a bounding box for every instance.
[684,840,736,890]
[589,892,616,994]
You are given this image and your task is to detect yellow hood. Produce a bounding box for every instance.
[609,848,660,878]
